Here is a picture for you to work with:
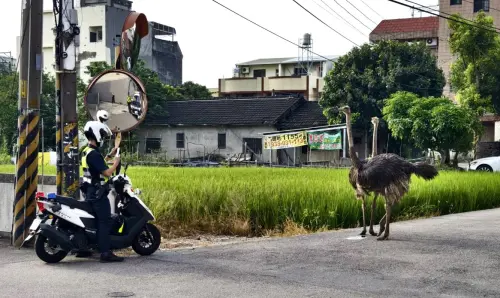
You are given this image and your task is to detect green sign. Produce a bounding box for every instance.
[308,131,342,150]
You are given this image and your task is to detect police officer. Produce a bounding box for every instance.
[81,120,124,262]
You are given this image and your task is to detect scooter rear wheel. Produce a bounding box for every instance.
[132,223,161,256]
[35,234,68,263]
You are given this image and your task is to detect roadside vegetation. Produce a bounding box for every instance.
[1,165,499,237]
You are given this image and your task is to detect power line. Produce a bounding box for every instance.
[389,0,500,35]
[292,0,359,46]
[211,0,337,62]
[401,0,500,33]
[332,0,373,31]
[345,0,378,26]
[293,1,454,90]
[314,0,367,37]
[360,0,384,19]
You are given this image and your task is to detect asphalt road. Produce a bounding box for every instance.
[2,209,500,298]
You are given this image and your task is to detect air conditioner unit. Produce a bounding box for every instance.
[241,67,250,74]
[426,38,438,46]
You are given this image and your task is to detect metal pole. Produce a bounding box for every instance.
[343,128,347,159]
[13,0,43,247]
[56,0,79,199]
[41,118,44,192]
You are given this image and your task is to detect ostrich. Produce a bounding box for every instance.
[342,106,438,240]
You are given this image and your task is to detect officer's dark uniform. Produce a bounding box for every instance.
[81,144,111,254]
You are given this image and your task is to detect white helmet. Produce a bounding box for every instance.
[96,110,109,123]
[83,121,112,147]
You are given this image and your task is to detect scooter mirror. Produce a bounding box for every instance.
[84,70,148,133]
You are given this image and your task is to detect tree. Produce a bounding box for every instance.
[383,91,479,165]
[177,81,212,99]
[0,72,19,152]
[319,40,445,153]
[40,73,57,150]
[448,11,499,115]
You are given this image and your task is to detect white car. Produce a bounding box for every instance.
[468,156,500,172]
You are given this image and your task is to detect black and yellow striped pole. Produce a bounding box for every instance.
[12,0,43,248]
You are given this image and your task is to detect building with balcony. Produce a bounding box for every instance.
[40,0,132,83]
[369,16,439,57]
[218,55,338,101]
[37,0,183,85]
[139,22,183,86]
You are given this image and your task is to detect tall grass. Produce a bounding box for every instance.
[128,167,500,236]
[1,165,499,236]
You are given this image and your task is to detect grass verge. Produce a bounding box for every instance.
[1,165,499,237]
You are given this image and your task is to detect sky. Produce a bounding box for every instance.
[2,0,437,88]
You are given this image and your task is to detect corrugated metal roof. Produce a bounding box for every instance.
[236,55,339,66]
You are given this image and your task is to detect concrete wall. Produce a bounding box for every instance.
[0,175,57,237]
[481,123,495,142]
[136,125,278,162]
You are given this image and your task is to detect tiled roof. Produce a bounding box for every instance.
[371,16,439,35]
[480,113,500,122]
[144,96,303,126]
[144,96,329,129]
[277,101,328,130]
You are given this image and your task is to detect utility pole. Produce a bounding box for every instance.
[12,0,43,247]
[54,0,80,199]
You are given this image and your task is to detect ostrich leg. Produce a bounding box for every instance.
[369,194,378,236]
[377,214,386,236]
[377,200,392,241]
[359,196,367,236]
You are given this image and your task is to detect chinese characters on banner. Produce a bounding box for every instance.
[308,130,342,150]
[263,131,308,149]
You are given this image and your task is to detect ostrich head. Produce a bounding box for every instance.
[340,105,351,115]
[371,116,379,126]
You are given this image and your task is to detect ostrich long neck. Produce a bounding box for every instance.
[372,122,378,157]
[345,112,362,167]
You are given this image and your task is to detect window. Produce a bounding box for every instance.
[294,67,307,76]
[450,0,462,5]
[145,138,161,153]
[474,0,489,12]
[218,133,226,149]
[89,26,103,43]
[176,133,185,148]
[242,138,262,155]
[275,69,279,76]
[253,69,266,77]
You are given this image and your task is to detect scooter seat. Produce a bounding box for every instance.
[54,195,95,215]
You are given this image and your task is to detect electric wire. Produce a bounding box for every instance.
[401,0,500,33]
[315,0,368,37]
[389,0,500,34]
[292,0,359,46]
[331,0,373,31]
[345,0,378,25]
[212,0,337,62]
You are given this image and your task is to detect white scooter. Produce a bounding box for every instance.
[22,149,161,263]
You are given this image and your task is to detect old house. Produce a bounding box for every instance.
[136,96,372,164]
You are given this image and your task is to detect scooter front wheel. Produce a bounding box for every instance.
[35,234,68,263]
[132,223,161,256]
